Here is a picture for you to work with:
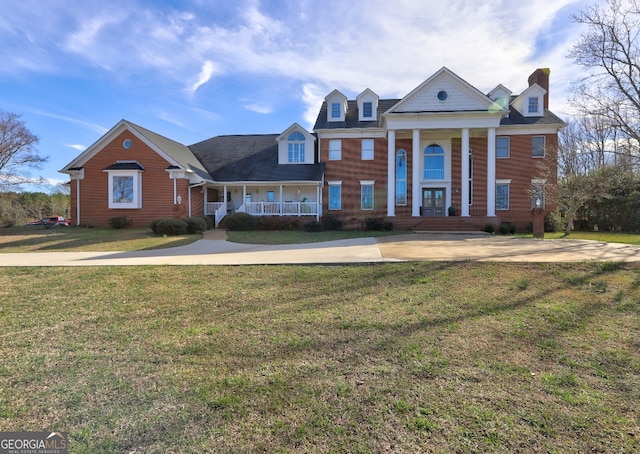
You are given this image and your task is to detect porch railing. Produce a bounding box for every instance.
[240,201,318,216]
[205,202,228,228]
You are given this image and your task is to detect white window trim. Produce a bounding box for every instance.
[328,139,342,160]
[496,136,510,159]
[496,179,511,211]
[106,170,142,209]
[532,136,546,158]
[360,180,375,211]
[328,180,342,211]
[361,139,374,160]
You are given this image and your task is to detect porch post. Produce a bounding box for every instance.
[412,129,421,217]
[461,128,470,217]
[279,185,284,216]
[486,127,496,217]
[387,129,395,217]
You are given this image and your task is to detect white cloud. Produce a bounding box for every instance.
[1,0,593,120]
[244,103,273,114]
[189,60,218,94]
[65,144,86,151]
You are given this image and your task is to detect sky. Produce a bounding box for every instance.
[0,0,601,191]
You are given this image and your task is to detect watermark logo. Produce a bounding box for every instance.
[0,432,67,454]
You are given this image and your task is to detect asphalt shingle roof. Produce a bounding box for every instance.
[189,134,324,182]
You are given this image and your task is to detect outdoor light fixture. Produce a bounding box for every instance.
[176,195,182,204]
[535,197,541,208]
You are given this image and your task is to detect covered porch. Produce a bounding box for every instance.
[204,182,323,227]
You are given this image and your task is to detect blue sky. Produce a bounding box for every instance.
[0,0,599,190]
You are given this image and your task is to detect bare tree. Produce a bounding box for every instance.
[538,119,611,235]
[569,0,640,160]
[0,110,47,189]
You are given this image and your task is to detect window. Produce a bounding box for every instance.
[424,144,445,180]
[331,102,341,118]
[267,191,275,202]
[531,181,545,208]
[528,97,539,114]
[361,181,374,210]
[328,182,342,210]
[328,140,342,160]
[287,131,305,163]
[396,149,407,205]
[496,137,510,158]
[363,102,373,118]
[107,171,142,209]
[496,180,510,210]
[532,136,545,158]
[361,139,374,160]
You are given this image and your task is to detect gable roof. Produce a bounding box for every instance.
[189,134,324,183]
[386,67,501,114]
[60,119,211,182]
[126,122,210,181]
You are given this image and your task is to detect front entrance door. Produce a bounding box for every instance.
[422,188,445,217]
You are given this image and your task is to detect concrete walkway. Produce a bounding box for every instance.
[1,231,640,266]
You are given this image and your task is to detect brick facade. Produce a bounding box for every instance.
[69,130,203,227]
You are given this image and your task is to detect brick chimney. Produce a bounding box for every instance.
[528,68,550,110]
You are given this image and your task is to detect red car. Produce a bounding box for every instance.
[26,216,70,227]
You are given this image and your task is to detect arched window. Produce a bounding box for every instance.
[424,144,444,180]
[288,131,306,163]
[396,149,407,205]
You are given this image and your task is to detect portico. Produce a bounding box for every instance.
[385,121,502,219]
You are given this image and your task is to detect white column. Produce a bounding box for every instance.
[387,130,396,217]
[486,128,496,217]
[461,128,470,217]
[75,179,81,226]
[412,129,421,217]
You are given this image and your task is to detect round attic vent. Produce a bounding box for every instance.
[437,90,448,101]
[122,138,132,149]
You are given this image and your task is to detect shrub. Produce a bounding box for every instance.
[321,215,343,231]
[499,222,516,235]
[483,223,495,234]
[382,219,394,231]
[544,211,566,233]
[200,215,214,230]
[184,216,208,234]
[153,218,188,235]
[303,220,323,232]
[363,217,385,231]
[225,212,258,231]
[109,215,133,229]
[256,216,299,231]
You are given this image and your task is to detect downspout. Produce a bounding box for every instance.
[76,179,81,226]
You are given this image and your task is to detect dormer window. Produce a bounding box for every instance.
[287,131,306,163]
[331,103,341,119]
[528,97,539,114]
[356,88,379,122]
[363,102,373,118]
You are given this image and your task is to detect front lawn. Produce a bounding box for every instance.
[0,226,199,253]
[1,263,638,452]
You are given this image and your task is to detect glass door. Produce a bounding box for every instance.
[422,188,445,217]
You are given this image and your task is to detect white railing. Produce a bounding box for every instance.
[240,201,318,216]
[205,202,225,215]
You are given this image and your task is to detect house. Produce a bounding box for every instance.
[60,67,564,231]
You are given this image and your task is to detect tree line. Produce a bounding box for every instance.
[0,191,70,227]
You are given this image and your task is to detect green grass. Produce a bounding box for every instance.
[0,226,200,252]
[1,263,639,452]
[521,231,640,245]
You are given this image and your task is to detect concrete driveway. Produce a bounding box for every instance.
[1,232,639,266]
